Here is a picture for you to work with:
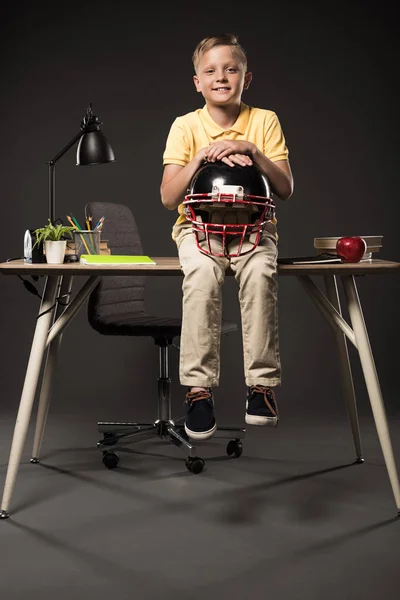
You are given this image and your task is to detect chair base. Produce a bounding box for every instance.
[97,419,246,474]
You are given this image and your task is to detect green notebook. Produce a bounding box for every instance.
[80,255,156,265]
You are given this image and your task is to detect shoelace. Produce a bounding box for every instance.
[250,385,279,417]
[185,389,212,404]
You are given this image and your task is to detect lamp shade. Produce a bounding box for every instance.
[76,129,115,166]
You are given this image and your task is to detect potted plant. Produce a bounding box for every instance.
[34,220,75,264]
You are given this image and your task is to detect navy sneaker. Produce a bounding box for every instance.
[245,385,279,426]
[184,388,217,440]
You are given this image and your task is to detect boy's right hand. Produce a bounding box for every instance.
[206,140,254,166]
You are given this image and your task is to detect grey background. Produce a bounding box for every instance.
[0,1,398,422]
[1,2,400,600]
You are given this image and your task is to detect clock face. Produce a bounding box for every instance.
[24,229,33,263]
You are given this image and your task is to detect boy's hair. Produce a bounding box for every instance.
[192,33,248,74]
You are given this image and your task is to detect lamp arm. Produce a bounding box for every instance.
[47,128,88,166]
[47,127,90,223]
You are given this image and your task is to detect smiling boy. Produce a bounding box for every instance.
[160,33,294,441]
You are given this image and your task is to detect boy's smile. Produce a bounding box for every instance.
[212,86,231,95]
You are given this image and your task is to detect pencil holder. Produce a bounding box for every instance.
[73,230,101,258]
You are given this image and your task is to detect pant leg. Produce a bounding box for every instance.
[175,223,229,387]
[229,229,281,387]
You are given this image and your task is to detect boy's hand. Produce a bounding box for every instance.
[205,140,255,166]
[219,154,252,167]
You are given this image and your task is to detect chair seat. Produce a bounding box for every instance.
[89,312,182,337]
[89,311,237,338]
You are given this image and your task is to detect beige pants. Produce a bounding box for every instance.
[174,221,281,388]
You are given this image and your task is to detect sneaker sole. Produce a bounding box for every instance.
[245,414,278,427]
[184,422,217,440]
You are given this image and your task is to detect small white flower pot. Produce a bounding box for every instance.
[44,240,67,264]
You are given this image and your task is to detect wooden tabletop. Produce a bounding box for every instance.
[0,258,399,277]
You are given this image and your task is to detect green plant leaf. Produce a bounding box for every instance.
[33,219,75,247]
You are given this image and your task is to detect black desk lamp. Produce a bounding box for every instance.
[47,102,115,223]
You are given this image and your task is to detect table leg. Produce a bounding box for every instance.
[342,275,400,513]
[324,275,363,461]
[0,276,60,519]
[31,275,74,462]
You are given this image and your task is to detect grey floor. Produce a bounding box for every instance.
[0,408,399,600]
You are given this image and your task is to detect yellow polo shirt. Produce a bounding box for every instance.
[162,102,289,233]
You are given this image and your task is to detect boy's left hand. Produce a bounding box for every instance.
[206,140,255,166]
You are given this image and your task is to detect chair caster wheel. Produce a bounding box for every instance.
[103,451,119,469]
[185,457,205,474]
[226,439,243,458]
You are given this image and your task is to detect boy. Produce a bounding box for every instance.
[160,33,294,441]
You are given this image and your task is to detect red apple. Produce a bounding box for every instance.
[336,236,367,262]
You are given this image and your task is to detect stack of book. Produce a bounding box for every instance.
[314,235,382,260]
[65,239,110,255]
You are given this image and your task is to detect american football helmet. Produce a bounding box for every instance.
[183,160,275,257]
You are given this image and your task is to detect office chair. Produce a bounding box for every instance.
[85,202,245,474]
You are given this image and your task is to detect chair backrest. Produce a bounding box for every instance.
[85,202,146,328]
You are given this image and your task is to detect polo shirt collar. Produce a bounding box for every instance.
[200,103,249,137]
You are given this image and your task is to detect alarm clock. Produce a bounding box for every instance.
[24,229,45,263]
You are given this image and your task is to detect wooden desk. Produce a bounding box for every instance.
[0,258,399,518]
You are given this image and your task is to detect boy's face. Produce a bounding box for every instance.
[193,45,252,107]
